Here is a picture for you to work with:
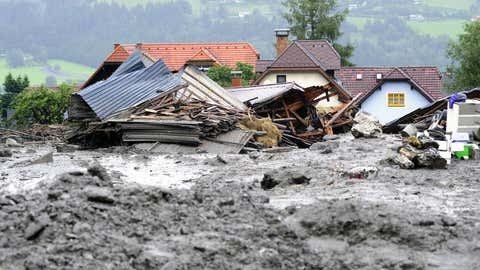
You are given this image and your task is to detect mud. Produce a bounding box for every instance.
[1,134,480,269]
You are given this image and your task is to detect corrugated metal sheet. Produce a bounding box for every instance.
[229,82,304,105]
[75,59,181,120]
[138,128,254,154]
[111,50,155,77]
[179,66,247,111]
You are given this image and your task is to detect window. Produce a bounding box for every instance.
[387,93,405,107]
[276,75,287,83]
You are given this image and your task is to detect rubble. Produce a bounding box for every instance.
[261,170,311,190]
[343,166,379,179]
[5,138,23,147]
[351,112,382,138]
[0,148,12,157]
[29,152,54,165]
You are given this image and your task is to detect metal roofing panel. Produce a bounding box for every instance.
[111,50,155,77]
[228,82,304,105]
[180,65,247,111]
[76,59,180,120]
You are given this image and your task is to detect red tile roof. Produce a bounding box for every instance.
[296,40,341,70]
[104,42,260,71]
[335,67,445,102]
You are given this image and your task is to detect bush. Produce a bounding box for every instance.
[12,84,73,127]
[207,65,232,87]
[235,62,255,86]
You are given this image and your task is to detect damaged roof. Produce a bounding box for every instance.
[75,58,182,120]
[336,67,445,102]
[229,82,304,106]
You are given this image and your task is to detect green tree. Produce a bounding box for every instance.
[1,73,30,121]
[207,65,233,87]
[282,0,355,66]
[235,62,255,86]
[446,21,480,92]
[11,83,73,127]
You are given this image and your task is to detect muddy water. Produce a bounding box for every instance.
[1,135,480,269]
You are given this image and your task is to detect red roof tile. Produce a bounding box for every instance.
[335,67,445,101]
[104,42,260,71]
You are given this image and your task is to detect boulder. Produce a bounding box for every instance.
[384,154,415,169]
[414,148,447,169]
[261,170,311,190]
[310,141,339,154]
[30,152,54,165]
[5,138,23,148]
[343,166,379,179]
[84,186,115,204]
[351,112,383,138]
[0,148,12,157]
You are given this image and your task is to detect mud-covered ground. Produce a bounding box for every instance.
[1,135,479,269]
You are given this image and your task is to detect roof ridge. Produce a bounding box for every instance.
[295,41,324,69]
[297,40,341,59]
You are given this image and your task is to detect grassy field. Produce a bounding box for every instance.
[0,59,94,86]
[424,0,474,10]
[407,19,467,37]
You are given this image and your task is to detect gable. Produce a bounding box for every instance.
[269,43,320,69]
[296,41,341,70]
[104,43,259,72]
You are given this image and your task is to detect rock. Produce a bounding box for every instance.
[30,152,54,165]
[84,186,115,204]
[87,165,111,181]
[384,154,415,170]
[351,112,383,138]
[0,148,12,157]
[414,148,447,169]
[310,141,339,154]
[322,134,340,141]
[261,170,311,190]
[344,166,379,179]
[5,138,22,148]
[441,217,457,227]
[25,221,48,240]
[56,143,80,153]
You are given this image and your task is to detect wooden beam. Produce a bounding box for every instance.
[282,98,296,134]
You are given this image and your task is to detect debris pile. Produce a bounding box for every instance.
[386,134,447,170]
[230,83,357,148]
[351,112,383,138]
[1,125,67,143]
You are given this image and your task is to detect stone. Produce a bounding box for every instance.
[344,166,379,179]
[84,186,115,204]
[261,170,311,190]
[87,165,111,181]
[414,148,447,169]
[384,154,415,170]
[310,141,339,154]
[30,152,54,165]
[5,138,22,148]
[0,148,12,157]
[25,222,48,240]
[56,143,80,153]
[322,135,340,141]
[351,112,383,138]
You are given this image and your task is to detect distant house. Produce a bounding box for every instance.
[255,29,348,107]
[83,42,260,88]
[336,67,445,124]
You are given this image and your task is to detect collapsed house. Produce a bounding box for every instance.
[229,82,358,146]
[383,88,480,164]
[68,51,254,153]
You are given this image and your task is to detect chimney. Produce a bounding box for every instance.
[113,43,120,49]
[231,70,243,88]
[275,28,290,57]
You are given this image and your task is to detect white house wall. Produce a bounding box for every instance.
[360,81,431,125]
[258,71,330,88]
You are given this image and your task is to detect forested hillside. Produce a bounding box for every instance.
[0,0,479,85]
